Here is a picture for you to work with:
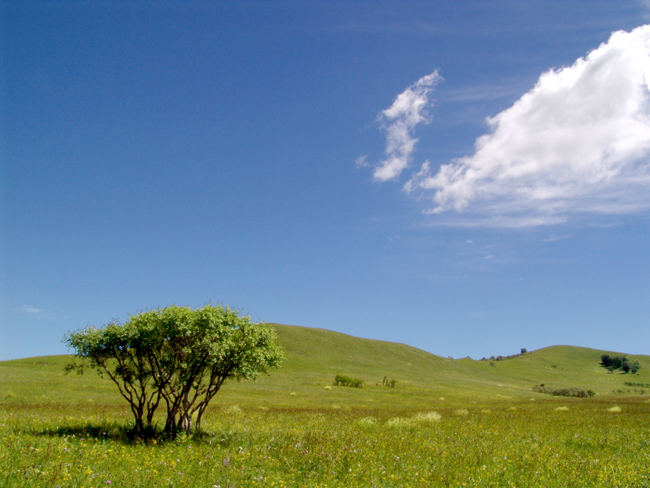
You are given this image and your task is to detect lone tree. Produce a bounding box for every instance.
[64,304,283,436]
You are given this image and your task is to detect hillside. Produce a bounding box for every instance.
[1,323,648,407]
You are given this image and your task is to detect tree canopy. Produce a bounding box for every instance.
[600,354,640,374]
[64,304,284,436]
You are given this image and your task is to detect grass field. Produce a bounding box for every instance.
[2,324,650,487]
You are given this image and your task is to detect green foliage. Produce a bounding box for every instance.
[63,304,283,436]
[533,385,596,398]
[333,374,362,388]
[624,381,650,388]
[382,376,398,387]
[601,354,640,374]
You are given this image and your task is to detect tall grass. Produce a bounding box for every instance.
[2,399,650,487]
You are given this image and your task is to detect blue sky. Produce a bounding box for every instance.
[2,1,650,361]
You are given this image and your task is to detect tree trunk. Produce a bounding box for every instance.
[178,412,192,435]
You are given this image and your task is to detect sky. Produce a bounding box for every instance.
[2,1,650,361]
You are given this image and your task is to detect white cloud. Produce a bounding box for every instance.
[404,25,650,226]
[23,305,43,314]
[355,155,370,168]
[373,71,441,182]
[21,305,56,319]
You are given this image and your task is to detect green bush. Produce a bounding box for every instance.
[333,374,363,388]
[624,381,650,388]
[533,385,595,398]
[601,355,641,374]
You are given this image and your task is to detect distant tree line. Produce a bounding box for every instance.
[600,355,640,374]
[481,348,528,362]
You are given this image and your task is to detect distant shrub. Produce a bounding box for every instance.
[225,405,243,416]
[382,376,398,388]
[356,417,377,427]
[612,386,646,395]
[413,411,442,423]
[608,405,622,413]
[334,374,363,388]
[533,385,595,398]
[601,355,640,374]
[386,417,412,428]
[624,381,650,388]
[387,412,442,428]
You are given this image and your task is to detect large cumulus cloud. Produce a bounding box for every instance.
[373,25,650,226]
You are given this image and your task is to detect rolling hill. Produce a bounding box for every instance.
[1,323,648,408]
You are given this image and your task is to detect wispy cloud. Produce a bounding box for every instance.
[542,233,571,243]
[355,155,370,168]
[372,71,441,182]
[642,3,650,22]
[21,305,56,319]
[440,79,529,104]
[379,25,650,227]
[22,305,44,314]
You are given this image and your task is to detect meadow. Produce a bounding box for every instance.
[2,324,650,487]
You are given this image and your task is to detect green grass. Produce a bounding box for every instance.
[2,324,648,406]
[2,324,650,486]
[3,399,650,487]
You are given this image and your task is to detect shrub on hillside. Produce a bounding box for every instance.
[333,374,363,388]
[624,381,650,388]
[533,385,595,398]
[601,355,640,374]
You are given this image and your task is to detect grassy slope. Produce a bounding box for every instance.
[1,323,649,408]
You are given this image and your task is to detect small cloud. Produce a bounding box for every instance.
[22,305,43,314]
[466,239,473,244]
[21,305,55,319]
[355,155,370,168]
[373,71,442,182]
[542,233,570,242]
